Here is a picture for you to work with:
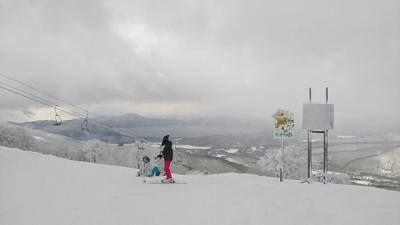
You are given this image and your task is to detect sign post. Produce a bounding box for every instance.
[273,109,294,182]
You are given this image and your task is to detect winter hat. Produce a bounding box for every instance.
[142,156,150,163]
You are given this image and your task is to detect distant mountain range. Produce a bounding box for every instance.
[15,113,271,144]
[7,115,400,191]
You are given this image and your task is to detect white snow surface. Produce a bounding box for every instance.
[299,139,320,143]
[1,146,400,225]
[352,180,371,186]
[225,148,239,153]
[33,136,45,141]
[175,144,211,150]
[337,135,357,139]
[225,157,250,167]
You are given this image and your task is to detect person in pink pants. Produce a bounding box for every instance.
[159,134,174,183]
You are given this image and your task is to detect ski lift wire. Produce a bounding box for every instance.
[0,82,144,140]
[0,73,148,141]
[0,84,85,119]
[0,84,54,108]
[0,72,88,113]
[0,79,88,119]
[0,72,105,120]
[0,80,56,107]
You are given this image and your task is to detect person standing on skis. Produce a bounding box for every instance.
[159,134,174,183]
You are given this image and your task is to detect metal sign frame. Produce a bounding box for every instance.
[303,87,333,184]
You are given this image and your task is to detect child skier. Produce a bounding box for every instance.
[137,156,151,177]
[158,134,174,183]
[150,166,161,177]
[150,154,162,177]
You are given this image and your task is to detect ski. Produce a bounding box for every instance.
[143,180,187,184]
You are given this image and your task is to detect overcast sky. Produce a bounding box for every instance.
[0,0,399,130]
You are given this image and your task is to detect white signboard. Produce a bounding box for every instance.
[273,109,294,139]
[302,104,334,130]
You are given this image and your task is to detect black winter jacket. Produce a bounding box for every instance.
[161,140,173,161]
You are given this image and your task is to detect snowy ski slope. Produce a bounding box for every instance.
[1,146,399,225]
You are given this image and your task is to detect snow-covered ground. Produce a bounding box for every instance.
[1,146,399,225]
[175,144,212,150]
[0,124,249,175]
[225,148,239,154]
[1,123,400,191]
[337,135,357,139]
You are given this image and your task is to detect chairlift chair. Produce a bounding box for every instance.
[53,105,62,126]
[81,111,89,131]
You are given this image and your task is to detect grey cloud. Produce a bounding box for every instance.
[21,109,36,117]
[0,0,399,128]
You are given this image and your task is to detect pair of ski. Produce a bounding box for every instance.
[142,179,186,184]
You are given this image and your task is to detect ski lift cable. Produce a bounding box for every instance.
[0,72,88,113]
[0,79,88,119]
[1,73,108,122]
[0,84,85,120]
[0,73,148,141]
[0,72,86,112]
[0,84,55,108]
[0,80,143,139]
[0,86,81,145]
[0,85,81,144]
[0,83,143,140]
[0,83,146,141]
[0,80,57,107]
[0,81,83,118]
[0,80,87,120]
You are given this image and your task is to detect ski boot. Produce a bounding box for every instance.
[161,178,175,183]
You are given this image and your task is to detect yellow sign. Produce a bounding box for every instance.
[273,109,294,139]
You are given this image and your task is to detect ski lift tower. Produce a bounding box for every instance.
[302,87,334,184]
